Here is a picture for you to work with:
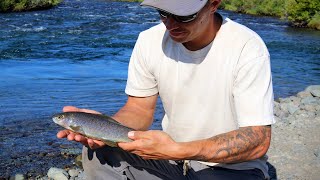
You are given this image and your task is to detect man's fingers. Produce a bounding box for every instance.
[63,106,80,112]
[128,131,151,140]
[80,108,101,114]
[63,106,101,114]
[67,132,76,141]
[87,139,96,149]
[57,130,70,138]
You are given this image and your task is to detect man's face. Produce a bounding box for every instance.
[160,3,212,44]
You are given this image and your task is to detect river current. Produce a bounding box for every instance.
[0,0,319,177]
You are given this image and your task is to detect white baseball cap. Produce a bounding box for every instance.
[141,0,208,16]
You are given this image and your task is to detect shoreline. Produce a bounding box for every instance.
[1,0,319,30]
[3,85,320,179]
[268,85,320,179]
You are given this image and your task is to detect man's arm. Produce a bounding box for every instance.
[120,125,271,163]
[112,94,158,131]
[177,125,271,163]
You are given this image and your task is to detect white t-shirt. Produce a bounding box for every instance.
[125,15,275,178]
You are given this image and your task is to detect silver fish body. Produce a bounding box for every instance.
[52,112,134,146]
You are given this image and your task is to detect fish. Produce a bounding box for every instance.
[52,112,134,147]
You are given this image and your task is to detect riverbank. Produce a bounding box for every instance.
[5,85,320,179]
[268,85,320,179]
[0,0,62,12]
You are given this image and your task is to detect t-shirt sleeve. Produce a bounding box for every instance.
[125,34,158,97]
[233,38,275,127]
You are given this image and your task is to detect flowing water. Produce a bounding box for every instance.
[0,0,319,177]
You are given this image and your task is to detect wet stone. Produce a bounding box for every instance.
[47,167,68,180]
[68,169,80,177]
[9,174,25,180]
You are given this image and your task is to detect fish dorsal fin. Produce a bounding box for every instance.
[69,125,84,134]
[101,114,122,125]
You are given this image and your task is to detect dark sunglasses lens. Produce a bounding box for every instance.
[157,10,197,23]
[175,14,197,23]
[158,10,197,23]
[158,10,169,18]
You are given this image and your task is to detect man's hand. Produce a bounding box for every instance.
[118,130,182,160]
[56,106,106,149]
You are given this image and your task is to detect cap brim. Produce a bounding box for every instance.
[141,0,208,16]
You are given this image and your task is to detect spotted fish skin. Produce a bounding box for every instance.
[52,112,134,146]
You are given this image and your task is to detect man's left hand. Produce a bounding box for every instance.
[118,130,182,160]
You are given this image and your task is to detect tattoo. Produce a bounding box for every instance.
[200,125,271,163]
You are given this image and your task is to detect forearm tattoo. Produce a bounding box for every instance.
[199,126,271,163]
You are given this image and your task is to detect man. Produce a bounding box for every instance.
[58,0,275,179]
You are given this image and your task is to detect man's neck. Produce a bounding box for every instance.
[183,13,222,51]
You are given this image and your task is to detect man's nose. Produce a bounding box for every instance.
[164,16,178,30]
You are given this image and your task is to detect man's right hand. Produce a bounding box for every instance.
[56,106,106,149]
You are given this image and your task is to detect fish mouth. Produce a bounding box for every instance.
[52,116,59,124]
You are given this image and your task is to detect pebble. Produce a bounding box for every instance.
[9,174,25,180]
[68,169,79,177]
[47,167,69,180]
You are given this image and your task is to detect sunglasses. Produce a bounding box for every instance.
[157,10,198,23]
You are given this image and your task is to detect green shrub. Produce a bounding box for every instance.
[308,13,320,30]
[285,0,320,26]
[220,0,320,29]
[0,0,62,12]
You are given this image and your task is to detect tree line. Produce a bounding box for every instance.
[220,0,320,30]
[122,0,320,30]
[1,0,319,30]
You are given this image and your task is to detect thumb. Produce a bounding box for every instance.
[63,106,80,112]
[128,131,148,140]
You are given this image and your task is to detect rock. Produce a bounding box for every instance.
[75,154,82,168]
[287,104,299,115]
[68,169,80,178]
[278,97,291,103]
[47,167,68,180]
[39,152,47,157]
[289,96,301,106]
[297,91,312,98]
[304,104,316,112]
[268,85,320,179]
[301,96,318,105]
[75,171,85,180]
[305,85,320,97]
[311,90,320,97]
[9,174,25,180]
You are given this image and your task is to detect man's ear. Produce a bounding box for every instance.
[209,0,222,14]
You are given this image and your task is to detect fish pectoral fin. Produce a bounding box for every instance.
[69,125,84,133]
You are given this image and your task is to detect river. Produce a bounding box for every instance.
[0,0,319,177]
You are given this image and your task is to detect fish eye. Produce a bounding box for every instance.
[57,114,64,120]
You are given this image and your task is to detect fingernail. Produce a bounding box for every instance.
[128,131,134,138]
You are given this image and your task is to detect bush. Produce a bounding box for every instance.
[285,0,320,28]
[220,0,320,29]
[0,0,62,12]
[308,13,320,30]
